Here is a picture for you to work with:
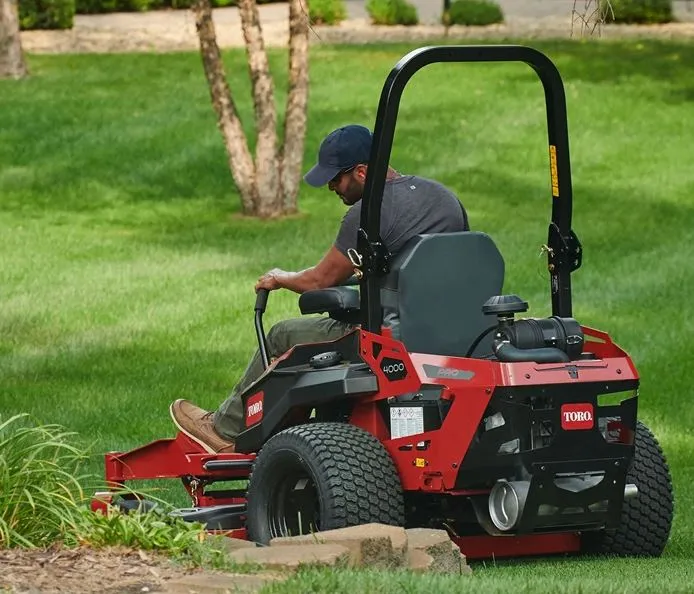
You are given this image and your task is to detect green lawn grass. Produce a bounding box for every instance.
[1,39,694,591]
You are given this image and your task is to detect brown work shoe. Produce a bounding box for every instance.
[169,399,235,454]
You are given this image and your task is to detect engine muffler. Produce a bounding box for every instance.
[488,479,639,532]
[488,480,530,532]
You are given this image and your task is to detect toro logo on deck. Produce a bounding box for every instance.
[561,403,594,430]
[245,391,264,427]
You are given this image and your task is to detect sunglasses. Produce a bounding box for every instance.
[330,165,357,185]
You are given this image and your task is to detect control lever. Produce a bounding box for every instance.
[254,289,270,369]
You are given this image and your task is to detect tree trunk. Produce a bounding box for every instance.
[238,0,280,218]
[280,0,309,214]
[193,0,257,215]
[0,0,28,80]
[193,0,311,218]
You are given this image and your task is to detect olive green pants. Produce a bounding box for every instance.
[213,316,354,439]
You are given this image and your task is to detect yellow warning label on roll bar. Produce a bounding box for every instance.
[549,145,559,198]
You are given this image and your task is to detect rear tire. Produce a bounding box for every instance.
[582,421,674,557]
[246,423,405,544]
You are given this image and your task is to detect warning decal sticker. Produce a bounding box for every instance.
[390,407,424,439]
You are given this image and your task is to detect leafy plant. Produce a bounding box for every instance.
[444,0,503,26]
[366,0,418,25]
[74,505,233,568]
[309,0,347,25]
[603,0,673,23]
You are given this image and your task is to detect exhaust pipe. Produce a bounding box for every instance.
[488,479,640,532]
[488,480,529,532]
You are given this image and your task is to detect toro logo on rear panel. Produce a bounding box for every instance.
[561,403,594,430]
[245,391,264,427]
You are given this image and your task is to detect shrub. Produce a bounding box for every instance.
[603,0,673,24]
[444,0,503,26]
[74,0,114,13]
[309,0,346,25]
[366,0,418,26]
[119,0,156,10]
[19,0,75,30]
[74,0,148,13]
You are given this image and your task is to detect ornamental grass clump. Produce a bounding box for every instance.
[0,414,86,548]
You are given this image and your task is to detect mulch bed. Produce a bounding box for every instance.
[0,546,193,593]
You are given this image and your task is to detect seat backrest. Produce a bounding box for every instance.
[382,231,505,358]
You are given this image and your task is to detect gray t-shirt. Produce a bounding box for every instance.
[334,175,469,257]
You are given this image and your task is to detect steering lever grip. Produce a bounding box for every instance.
[255,288,269,313]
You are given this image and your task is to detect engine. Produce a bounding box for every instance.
[482,295,584,363]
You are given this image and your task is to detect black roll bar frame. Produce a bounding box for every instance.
[357,45,582,334]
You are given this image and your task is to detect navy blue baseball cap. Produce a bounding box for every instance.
[304,125,373,187]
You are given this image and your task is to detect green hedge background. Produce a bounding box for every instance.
[18,0,287,29]
[20,0,75,30]
[17,1,678,38]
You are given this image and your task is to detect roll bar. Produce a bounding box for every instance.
[357,45,582,334]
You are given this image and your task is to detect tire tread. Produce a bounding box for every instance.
[246,423,404,543]
[586,421,674,557]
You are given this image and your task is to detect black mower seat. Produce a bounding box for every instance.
[299,231,505,357]
[383,231,505,357]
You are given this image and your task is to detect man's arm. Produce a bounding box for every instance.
[255,246,354,294]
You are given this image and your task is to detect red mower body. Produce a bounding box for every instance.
[97,325,638,559]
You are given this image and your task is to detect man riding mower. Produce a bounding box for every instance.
[93,44,674,560]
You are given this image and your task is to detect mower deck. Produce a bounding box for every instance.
[94,432,582,560]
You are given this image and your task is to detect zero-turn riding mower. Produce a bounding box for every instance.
[92,45,674,560]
